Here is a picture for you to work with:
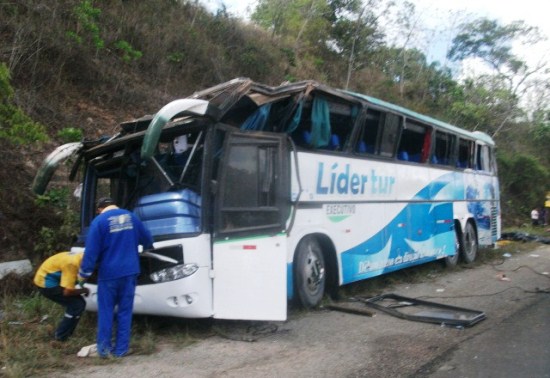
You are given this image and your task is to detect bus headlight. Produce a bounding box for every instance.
[150,263,199,283]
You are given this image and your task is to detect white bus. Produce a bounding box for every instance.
[33,78,500,321]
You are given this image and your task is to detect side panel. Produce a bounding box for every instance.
[288,153,494,288]
[213,235,287,320]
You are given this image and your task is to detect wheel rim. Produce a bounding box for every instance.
[303,246,325,294]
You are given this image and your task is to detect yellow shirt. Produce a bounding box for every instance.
[33,251,83,289]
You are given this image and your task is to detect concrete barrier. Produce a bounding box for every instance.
[0,259,33,279]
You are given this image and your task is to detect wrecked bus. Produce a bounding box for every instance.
[32,78,501,321]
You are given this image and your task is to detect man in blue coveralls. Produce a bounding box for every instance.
[78,197,153,358]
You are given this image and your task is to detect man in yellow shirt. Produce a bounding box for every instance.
[34,251,90,341]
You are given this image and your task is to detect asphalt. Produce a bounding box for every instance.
[429,294,550,378]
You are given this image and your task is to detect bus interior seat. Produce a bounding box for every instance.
[357,141,375,154]
[302,130,312,146]
[329,134,340,150]
[409,153,421,162]
[398,151,409,161]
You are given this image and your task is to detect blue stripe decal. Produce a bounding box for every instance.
[341,173,457,284]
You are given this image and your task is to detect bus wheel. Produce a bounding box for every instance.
[294,236,326,308]
[460,222,478,264]
[444,228,460,267]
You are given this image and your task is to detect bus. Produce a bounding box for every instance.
[33,78,501,321]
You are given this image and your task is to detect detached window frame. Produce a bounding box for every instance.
[214,130,290,237]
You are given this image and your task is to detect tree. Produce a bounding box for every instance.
[329,0,386,89]
[0,63,48,147]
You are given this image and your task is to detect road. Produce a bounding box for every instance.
[59,244,550,378]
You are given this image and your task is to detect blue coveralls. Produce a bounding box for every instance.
[79,206,153,357]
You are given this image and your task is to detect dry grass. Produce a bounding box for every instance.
[0,278,212,378]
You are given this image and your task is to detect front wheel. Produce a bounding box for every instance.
[294,236,326,308]
[460,222,478,264]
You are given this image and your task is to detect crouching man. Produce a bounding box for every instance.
[33,251,90,341]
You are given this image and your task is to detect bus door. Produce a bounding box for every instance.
[212,128,291,320]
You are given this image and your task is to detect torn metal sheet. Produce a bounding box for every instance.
[363,293,486,327]
[326,302,376,317]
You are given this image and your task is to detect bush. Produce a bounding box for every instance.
[0,63,48,147]
[498,151,550,225]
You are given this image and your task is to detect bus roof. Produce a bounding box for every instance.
[192,78,495,146]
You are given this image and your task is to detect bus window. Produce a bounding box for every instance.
[457,139,473,169]
[217,134,288,235]
[356,109,381,155]
[291,94,357,152]
[379,113,401,158]
[476,144,491,172]
[432,131,456,166]
[397,120,430,163]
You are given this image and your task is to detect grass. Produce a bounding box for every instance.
[0,274,213,378]
[1,229,546,377]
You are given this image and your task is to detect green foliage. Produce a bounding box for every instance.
[448,18,538,73]
[35,188,71,208]
[168,52,185,64]
[498,152,549,224]
[34,188,79,258]
[69,0,105,50]
[0,63,48,146]
[57,127,83,143]
[115,40,143,63]
[531,109,550,149]
[252,0,332,47]
[33,226,58,258]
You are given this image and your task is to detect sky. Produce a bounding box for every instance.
[203,0,550,36]
[202,0,550,77]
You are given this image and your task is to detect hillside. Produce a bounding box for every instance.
[1,0,548,263]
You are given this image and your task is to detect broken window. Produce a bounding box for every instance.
[397,120,431,163]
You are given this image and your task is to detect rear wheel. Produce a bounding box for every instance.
[460,221,478,264]
[444,227,460,267]
[294,236,326,308]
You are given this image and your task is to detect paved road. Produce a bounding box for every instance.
[428,294,549,378]
[59,244,550,378]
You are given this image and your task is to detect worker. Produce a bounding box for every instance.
[78,197,153,358]
[33,251,90,341]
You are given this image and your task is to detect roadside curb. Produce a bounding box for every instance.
[0,259,32,279]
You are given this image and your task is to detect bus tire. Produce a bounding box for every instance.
[460,221,478,264]
[294,236,326,308]
[444,227,460,267]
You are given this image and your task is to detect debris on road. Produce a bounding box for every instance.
[325,302,376,317]
[500,232,550,244]
[362,293,486,327]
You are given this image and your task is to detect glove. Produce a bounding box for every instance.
[77,278,87,288]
